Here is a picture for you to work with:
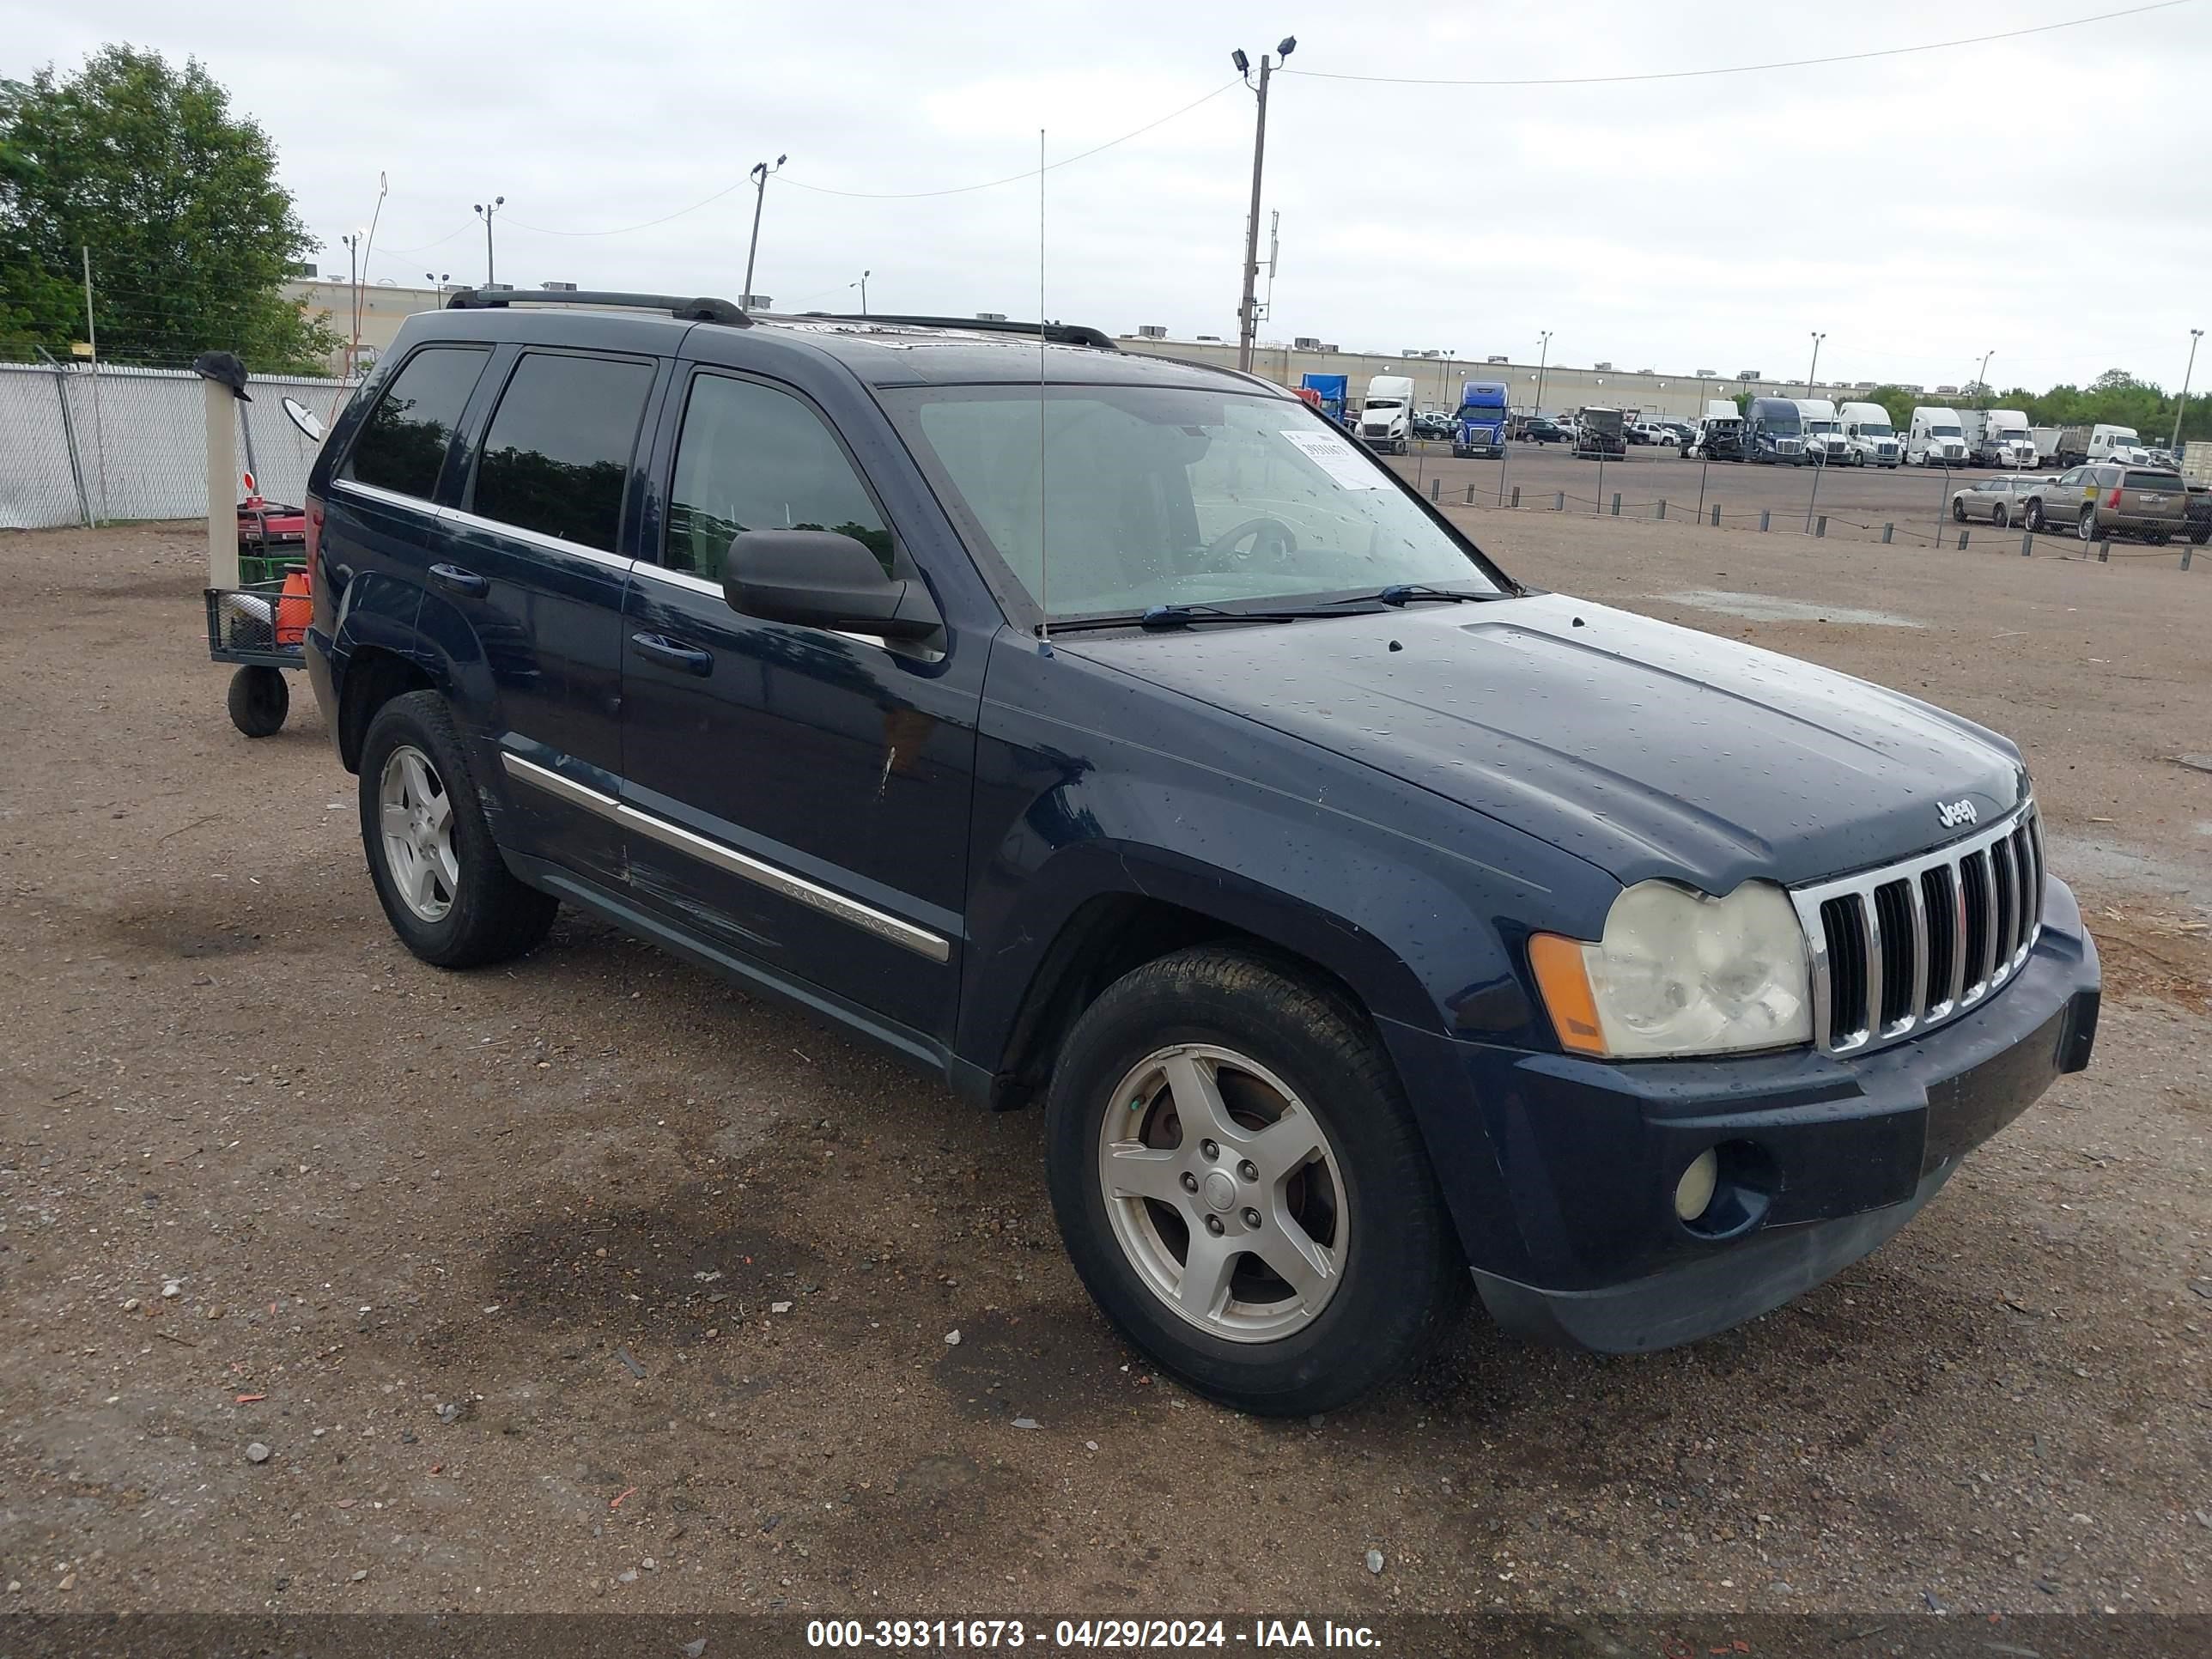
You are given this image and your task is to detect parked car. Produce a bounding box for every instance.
[304,295,2093,1414]
[2019,464,2189,542]
[1412,410,1456,442]
[1629,421,1679,447]
[1948,476,2046,527]
[1515,416,1566,445]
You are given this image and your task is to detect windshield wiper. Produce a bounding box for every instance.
[1345,584,1508,607]
[1045,603,1316,635]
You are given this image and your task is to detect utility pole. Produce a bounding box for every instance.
[1976,348,1994,394]
[2172,327,2202,453]
[742,156,786,311]
[473,196,504,287]
[1534,330,1553,416]
[1806,331,1826,398]
[341,232,362,374]
[1231,36,1296,373]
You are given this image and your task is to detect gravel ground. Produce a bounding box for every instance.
[1,520,2207,1623]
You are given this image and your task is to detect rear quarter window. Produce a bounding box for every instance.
[343,345,490,500]
[2124,471,2183,489]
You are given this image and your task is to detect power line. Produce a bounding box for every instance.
[779,80,1240,199]
[1279,1,2192,87]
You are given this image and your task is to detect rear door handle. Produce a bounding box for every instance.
[629,632,714,675]
[428,562,489,598]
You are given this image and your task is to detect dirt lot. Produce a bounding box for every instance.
[2,519,2209,1629]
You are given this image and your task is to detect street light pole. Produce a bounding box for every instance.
[1232,36,1296,374]
[1806,331,1826,397]
[850,269,871,316]
[1976,348,1995,393]
[472,196,504,287]
[742,155,787,311]
[1534,330,1553,416]
[2172,327,2203,453]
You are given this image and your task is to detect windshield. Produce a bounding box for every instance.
[1760,409,1802,435]
[1804,420,1840,434]
[1932,424,1962,438]
[1857,422,1894,437]
[888,385,1506,620]
[1365,398,1404,410]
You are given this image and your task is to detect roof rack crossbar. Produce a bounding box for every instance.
[799,313,1116,351]
[445,289,749,326]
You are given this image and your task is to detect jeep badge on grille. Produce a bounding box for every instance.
[1937,799,1978,828]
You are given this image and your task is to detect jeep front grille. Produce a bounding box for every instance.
[1790,803,2044,1056]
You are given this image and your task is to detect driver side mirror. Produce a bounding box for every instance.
[722,530,942,641]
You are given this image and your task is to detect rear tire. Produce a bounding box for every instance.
[2025,499,2045,532]
[357,690,557,969]
[1992,503,2008,529]
[226,665,289,738]
[1044,947,1468,1416]
[2078,507,2097,544]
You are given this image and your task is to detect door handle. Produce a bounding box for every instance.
[428,562,489,598]
[629,632,714,675]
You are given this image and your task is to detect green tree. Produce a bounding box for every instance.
[0,46,337,371]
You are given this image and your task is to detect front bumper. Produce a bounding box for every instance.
[1383,877,2100,1354]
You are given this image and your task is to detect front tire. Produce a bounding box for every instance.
[2078,507,2098,544]
[1951,498,1967,522]
[1044,947,1467,1416]
[2025,499,2045,532]
[358,690,557,969]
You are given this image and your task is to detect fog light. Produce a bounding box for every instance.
[1674,1149,1719,1222]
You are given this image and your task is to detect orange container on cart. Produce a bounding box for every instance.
[275,567,312,647]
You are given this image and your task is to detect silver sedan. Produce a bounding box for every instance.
[1948,475,2051,529]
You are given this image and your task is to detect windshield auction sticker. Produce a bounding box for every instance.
[1279,429,1384,489]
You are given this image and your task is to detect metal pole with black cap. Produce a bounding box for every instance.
[193,350,250,593]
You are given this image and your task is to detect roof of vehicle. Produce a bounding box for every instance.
[410,289,1276,395]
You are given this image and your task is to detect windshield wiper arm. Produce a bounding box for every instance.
[1043,603,1316,635]
[1370,584,1507,606]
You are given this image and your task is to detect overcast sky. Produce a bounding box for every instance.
[11,0,2209,391]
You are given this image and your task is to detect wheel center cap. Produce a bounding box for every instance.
[1201,1170,1237,1213]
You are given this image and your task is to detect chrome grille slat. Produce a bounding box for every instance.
[1789,801,2043,1057]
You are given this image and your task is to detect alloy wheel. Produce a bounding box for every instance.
[1095,1043,1347,1343]
[379,744,459,922]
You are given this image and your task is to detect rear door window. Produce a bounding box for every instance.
[343,345,489,500]
[470,351,657,553]
[2124,471,2182,489]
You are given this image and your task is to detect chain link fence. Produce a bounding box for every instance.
[0,362,360,531]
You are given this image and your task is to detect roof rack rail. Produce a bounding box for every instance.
[446,289,749,326]
[800,313,1116,351]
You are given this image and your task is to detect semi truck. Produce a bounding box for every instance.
[1907,408,1970,467]
[1573,405,1626,459]
[1450,380,1509,459]
[1794,399,1850,465]
[2051,423,2154,467]
[1838,402,1902,467]
[1686,398,1746,461]
[1959,409,2037,469]
[1298,373,1348,426]
[1358,375,1416,454]
[1745,396,1806,465]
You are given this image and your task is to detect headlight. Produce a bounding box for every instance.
[1529,880,1813,1059]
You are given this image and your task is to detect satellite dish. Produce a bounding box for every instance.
[281,396,325,442]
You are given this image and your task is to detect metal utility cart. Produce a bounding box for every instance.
[194,353,326,737]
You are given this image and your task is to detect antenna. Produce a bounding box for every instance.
[1036,126,1049,644]
[1263,210,1279,324]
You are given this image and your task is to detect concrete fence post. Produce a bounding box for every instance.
[1881,522,1893,544]
[1429,477,1440,501]
[1759,509,1770,532]
[1815,515,1826,538]
[1464,483,1474,505]
[1956,530,1969,550]
[2098,538,2111,562]
[2182,541,2193,571]
[2021,531,2033,557]
[1553,490,1565,512]
[1710,504,1720,527]
[1611,493,1621,517]
[1656,500,1667,520]
[1510,485,1521,507]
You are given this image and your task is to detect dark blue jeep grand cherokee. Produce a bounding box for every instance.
[302,293,2099,1414]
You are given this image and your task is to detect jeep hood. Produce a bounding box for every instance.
[1064,593,2024,893]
